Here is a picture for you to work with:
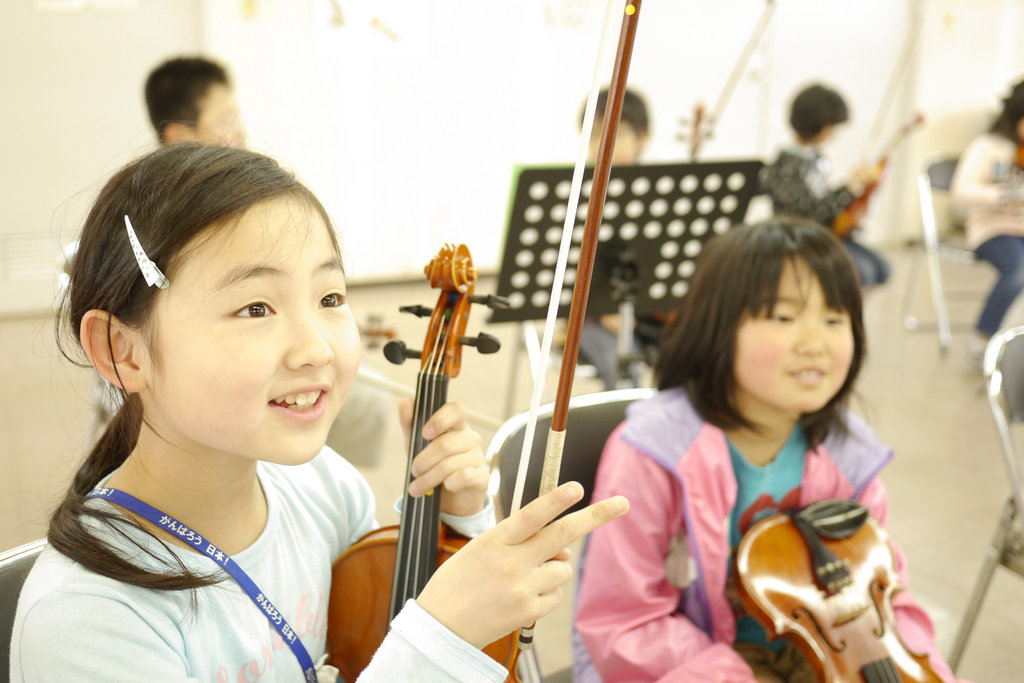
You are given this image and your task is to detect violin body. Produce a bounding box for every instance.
[326,524,518,682]
[735,510,943,683]
[832,165,884,239]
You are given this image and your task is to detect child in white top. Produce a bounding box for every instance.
[11,144,627,682]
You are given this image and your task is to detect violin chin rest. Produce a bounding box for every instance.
[795,499,869,539]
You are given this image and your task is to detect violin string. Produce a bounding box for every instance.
[412,309,449,594]
[508,0,618,516]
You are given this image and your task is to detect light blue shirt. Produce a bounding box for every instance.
[727,426,806,648]
[11,448,505,682]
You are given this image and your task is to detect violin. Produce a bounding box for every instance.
[325,244,516,682]
[735,500,943,683]
[832,112,925,238]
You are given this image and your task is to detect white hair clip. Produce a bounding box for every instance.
[124,215,169,289]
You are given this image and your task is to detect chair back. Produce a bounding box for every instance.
[984,326,1024,523]
[487,388,655,519]
[1,539,45,682]
[926,157,959,191]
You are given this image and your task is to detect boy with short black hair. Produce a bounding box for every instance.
[761,83,890,289]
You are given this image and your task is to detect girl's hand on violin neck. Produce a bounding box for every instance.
[415,481,629,649]
[398,398,489,517]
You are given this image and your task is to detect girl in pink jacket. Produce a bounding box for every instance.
[574,219,965,682]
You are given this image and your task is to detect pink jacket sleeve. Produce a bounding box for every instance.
[575,430,756,682]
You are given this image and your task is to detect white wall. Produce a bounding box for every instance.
[2,0,1024,313]
[0,0,201,315]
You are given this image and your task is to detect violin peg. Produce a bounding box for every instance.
[398,304,432,318]
[458,333,501,355]
[383,340,421,365]
[467,293,511,310]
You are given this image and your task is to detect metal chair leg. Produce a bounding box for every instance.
[948,499,1017,671]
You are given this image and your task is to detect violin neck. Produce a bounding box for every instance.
[388,369,448,622]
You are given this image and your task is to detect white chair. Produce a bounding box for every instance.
[948,326,1024,670]
[487,388,655,683]
[901,156,983,354]
[1,539,46,683]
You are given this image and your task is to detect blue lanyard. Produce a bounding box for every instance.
[85,486,318,683]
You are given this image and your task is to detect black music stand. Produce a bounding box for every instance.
[493,160,763,409]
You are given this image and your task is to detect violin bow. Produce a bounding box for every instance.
[508,0,644,651]
[678,0,776,159]
[861,2,923,162]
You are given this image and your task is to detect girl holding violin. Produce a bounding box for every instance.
[10,144,628,682]
[574,219,965,682]
[951,77,1024,365]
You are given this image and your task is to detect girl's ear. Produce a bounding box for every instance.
[80,310,149,393]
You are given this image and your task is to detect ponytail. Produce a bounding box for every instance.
[47,395,220,591]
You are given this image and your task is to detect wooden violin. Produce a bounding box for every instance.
[735,500,942,683]
[325,243,516,682]
[832,112,925,239]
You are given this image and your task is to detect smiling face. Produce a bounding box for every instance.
[134,195,359,469]
[731,259,854,432]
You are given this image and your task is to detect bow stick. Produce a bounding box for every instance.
[508,0,644,652]
[678,0,776,159]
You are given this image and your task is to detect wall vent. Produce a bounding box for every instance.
[0,232,62,316]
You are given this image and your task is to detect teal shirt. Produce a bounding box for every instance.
[727,425,806,648]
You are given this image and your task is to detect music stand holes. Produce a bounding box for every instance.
[520,227,539,246]
[660,241,680,259]
[531,290,550,307]
[714,217,732,234]
[555,180,571,199]
[511,270,531,288]
[684,239,703,258]
[697,196,716,215]
[655,261,673,279]
[545,226,562,245]
[643,221,662,239]
[655,175,675,194]
[560,290,572,305]
[604,201,621,220]
[529,182,549,201]
[727,172,746,191]
[574,226,585,242]
[671,281,689,297]
[631,177,651,195]
[678,260,696,278]
[720,195,738,213]
[620,222,639,240]
[537,270,554,287]
[576,204,589,221]
[540,248,558,266]
[550,203,567,222]
[625,200,644,219]
[666,219,685,238]
[703,174,723,192]
[673,197,692,215]
[680,175,700,193]
[690,218,709,236]
[583,179,593,197]
[565,269,577,285]
[525,204,544,223]
[569,247,581,264]
[649,198,669,218]
[649,281,668,299]
[599,224,614,241]
[509,292,527,309]
[608,177,626,197]
[515,250,535,267]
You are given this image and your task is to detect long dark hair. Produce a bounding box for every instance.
[990,78,1024,143]
[51,144,338,590]
[655,218,866,447]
